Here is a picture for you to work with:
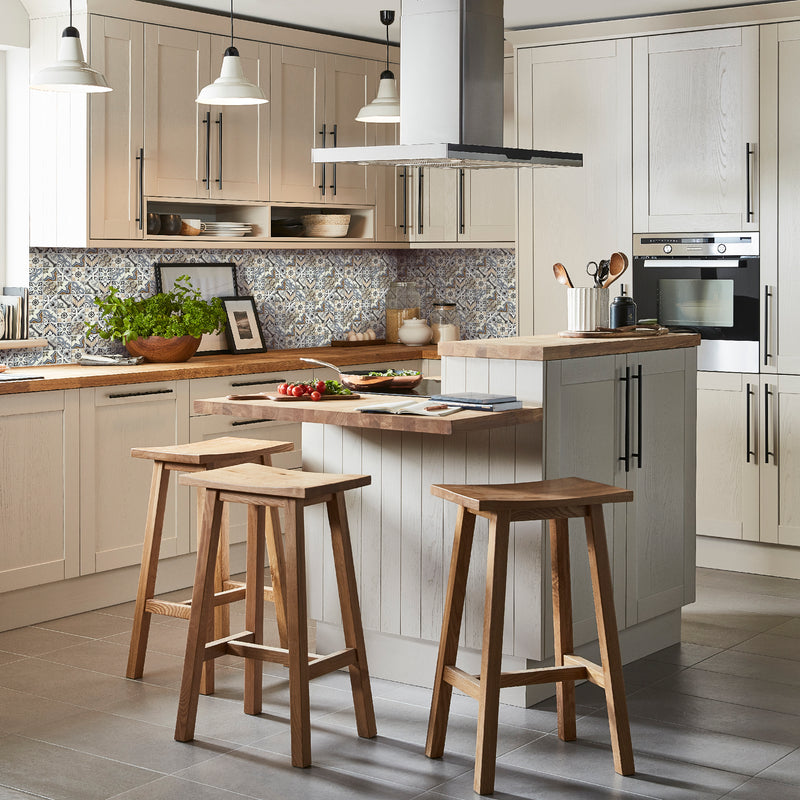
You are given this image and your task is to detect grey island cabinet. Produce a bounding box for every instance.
[195,332,699,706]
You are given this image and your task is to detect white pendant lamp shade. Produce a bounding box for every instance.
[31,27,111,93]
[356,70,400,123]
[197,47,266,105]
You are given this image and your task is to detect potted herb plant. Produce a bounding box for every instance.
[86,275,228,362]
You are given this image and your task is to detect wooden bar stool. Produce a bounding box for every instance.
[175,462,377,767]
[127,437,294,694]
[426,476,635,795]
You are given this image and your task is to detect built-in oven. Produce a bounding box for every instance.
[632,233,760,373]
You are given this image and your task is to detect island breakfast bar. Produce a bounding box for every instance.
[194,333,700,705]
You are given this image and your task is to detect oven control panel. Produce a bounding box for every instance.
[634,233,759,258]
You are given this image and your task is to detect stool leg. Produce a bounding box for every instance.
[326,491,377,739]
[474,511,510,797]
[127,461,171,680]
[260,453,288,650]
[549,517,576,741]
[175,488,224,742]
[584,504,635,776]
[426,506,476,759]
[245,504,266,716]
[283,499,311,767]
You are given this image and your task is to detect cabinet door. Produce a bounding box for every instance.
[144,25,210,198]
[626,348,696,623]
[633,27,759,232]
[760,375,800,546]
[517,40,632,336]
[89,16,144,240]
[323,54,376,205]
[412,167,457,242]
[696,372,760,541]
[269,46,325,203]
[0,392,80,593]
[208,37,270,202]
[79,382,189,575]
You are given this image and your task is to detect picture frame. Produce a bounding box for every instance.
[220,296,267,354]
[155,263,238,354]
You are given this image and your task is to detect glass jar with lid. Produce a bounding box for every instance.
[430,302,460,343]
[385,280,421,343]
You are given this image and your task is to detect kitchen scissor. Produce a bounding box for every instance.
[586,259,610,288]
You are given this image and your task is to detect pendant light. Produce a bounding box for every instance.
[197,0,266,106]
[356,10,400,123]
[30,0,111,93]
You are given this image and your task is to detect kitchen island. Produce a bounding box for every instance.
[196,333,699,705]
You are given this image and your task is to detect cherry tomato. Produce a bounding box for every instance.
[310,391,321,401]
[315,380,326,393]
[292,385,304,397]
[277,383,288,395]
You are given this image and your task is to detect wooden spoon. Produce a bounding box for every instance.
[553,262,574,289]
[603,251,628,288]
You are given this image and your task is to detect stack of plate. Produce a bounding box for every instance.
[200,221,253,238]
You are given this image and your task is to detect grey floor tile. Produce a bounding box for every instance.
[497,733,750,800]
[0,651,24,667]
[689,585,800,619]
[680,621,758,649]
[697,568,800,600]
[0,626,88,656]
[0,786,54,800]
[0,734,162,800]
[105,624,189,658]
[107,774,263,800]
[97,600,137,619]
[720,775,800,799]
[755,747,800,786]
[692,649,800,687]
[643,642,723,667]
[733,632,800,662]
[768,618,800,639]
[0,686,84,735]
[621,658,686,689]
[34,611,135,639]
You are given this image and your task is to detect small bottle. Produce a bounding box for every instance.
[429,302,461,343]
[610,285,637,329]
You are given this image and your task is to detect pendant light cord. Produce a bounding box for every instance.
[230,0,234,48]
[385,23,389,72]
[69,0,73,27]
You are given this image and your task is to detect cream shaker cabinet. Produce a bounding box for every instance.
[632,27,760,233]
[517,39,632,336]
[0,392,80,594]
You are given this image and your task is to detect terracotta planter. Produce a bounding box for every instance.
[125,335,201,363]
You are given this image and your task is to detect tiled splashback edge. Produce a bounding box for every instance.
[3,247,516,367]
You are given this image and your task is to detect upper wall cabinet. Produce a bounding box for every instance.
[632,27,759,233]
[270,46,375,205]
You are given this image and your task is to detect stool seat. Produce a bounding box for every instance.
[131,436,294,467]
[180,462,371,499]
[431,477,632,514]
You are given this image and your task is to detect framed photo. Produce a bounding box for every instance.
[155,263,237,354]
[220,296,267,354]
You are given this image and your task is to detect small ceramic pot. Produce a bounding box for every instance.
[146,212,161,235]
[397,317,433,346]
[159,214,182,236]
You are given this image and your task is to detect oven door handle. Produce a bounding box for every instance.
[641,258,742,269]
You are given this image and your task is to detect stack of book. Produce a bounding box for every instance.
[0,287,28,340]
[428,391,522,412]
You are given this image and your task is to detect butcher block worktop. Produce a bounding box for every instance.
[437,332,700,361]
[0,344,437,395]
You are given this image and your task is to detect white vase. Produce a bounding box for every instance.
[398,317,433,345]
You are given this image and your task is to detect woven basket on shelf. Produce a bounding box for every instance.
[301,214,351,238]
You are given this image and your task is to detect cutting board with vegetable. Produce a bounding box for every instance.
[227,378,358,402]
[226,392,360,402]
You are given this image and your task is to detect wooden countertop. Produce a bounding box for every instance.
[0,344,438,396]
[437,332,701,361]
[192,394,543,435]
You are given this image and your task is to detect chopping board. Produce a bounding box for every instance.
[558,326,669,339]
[226,392,360,401]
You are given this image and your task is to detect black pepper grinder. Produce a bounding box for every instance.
[610,285,637,328]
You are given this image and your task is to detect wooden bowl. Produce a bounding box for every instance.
[125,335,201,363]
[301,214,351,238]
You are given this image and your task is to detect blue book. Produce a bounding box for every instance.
[430,391,518,405]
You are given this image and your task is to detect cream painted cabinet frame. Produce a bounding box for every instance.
[0,391,80,594]
[632,27,760,233]
[517,39,632,336]
[78,381,190,575]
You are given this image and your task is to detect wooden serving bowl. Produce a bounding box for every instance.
[125,335,201,363]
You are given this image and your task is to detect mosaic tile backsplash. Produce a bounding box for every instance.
[3,247,516,366]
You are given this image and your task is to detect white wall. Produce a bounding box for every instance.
[2,0,29,48]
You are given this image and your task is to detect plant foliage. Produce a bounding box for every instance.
[87,275,228,344]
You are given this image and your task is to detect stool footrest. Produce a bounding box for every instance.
[563,654,606,688]
[145,599,192,620]
[143,584,277,621]
[443,662,593,694]
[308,648,357,680]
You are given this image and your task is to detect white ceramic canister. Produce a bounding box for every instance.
[567,287,609,332]
[397,317,433,345]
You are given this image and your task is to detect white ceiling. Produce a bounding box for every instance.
[144,0,778,42]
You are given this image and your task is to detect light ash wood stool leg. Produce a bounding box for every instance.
[426,506,476,759]
[244,504,266,716]
[584,504,634,776]
[550,517,577,741]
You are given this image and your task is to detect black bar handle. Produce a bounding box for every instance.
[318,123,327,196]
[764,384,776,465]
[746,383,755,463]
[108,388,174,400]
[216,112,223,189]
[202,111,211,187]
[619,367,631,473]
[232,419,270,428]
[746,143,755,222]
[764,286,773,366]
[458,168,465,235]
[329,124,337,195]
[135,147,144,230]
[631,364,643,468]
[399,169,407,233]
[230,378,285,388]
[418,168,424,235]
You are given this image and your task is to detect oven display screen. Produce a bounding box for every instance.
[658,279,734,327]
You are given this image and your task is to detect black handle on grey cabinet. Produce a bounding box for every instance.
[216,112,223,189]
[318,123,327,196]
[631,364,643,469]
[230,378,285,388]
[329,124,337,195]
[202,111,211,187]
[231,419,269,428]
[746,383,755,463]
[764,286,773,366]
[107,388,174,400]
[418,168,424,235]
[764,383,775,465]
[458,168,465,235]
[619,367,631,472]
[399,169,408,233]
[746,143,755,222]
[135,147,144,230]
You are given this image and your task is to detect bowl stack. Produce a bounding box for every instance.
[301,214,351,238]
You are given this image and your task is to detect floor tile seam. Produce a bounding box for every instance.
[0,780,55,800]
[105,771,265,800]
[748,763,800,788]
[690,658,800,688]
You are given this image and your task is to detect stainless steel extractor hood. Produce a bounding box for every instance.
[312,0,582,169]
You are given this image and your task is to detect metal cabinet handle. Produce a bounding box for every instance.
[746,142,755,222]
[202,111,211,187]
[631,365,643,469]
[458,168,465,235]
[746,383,755,463]
[399,169,408,233]
[216,112,223,189]
[107,388,174,400]
[619,367,631,473]
[418,168,424,235]
[329,124,337,195]
[318,123,327,196]
[230,378,285,388]
[764,384,776,465]
[764,286,773,366]
[231,419,270,427]
[135,147,144,230]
